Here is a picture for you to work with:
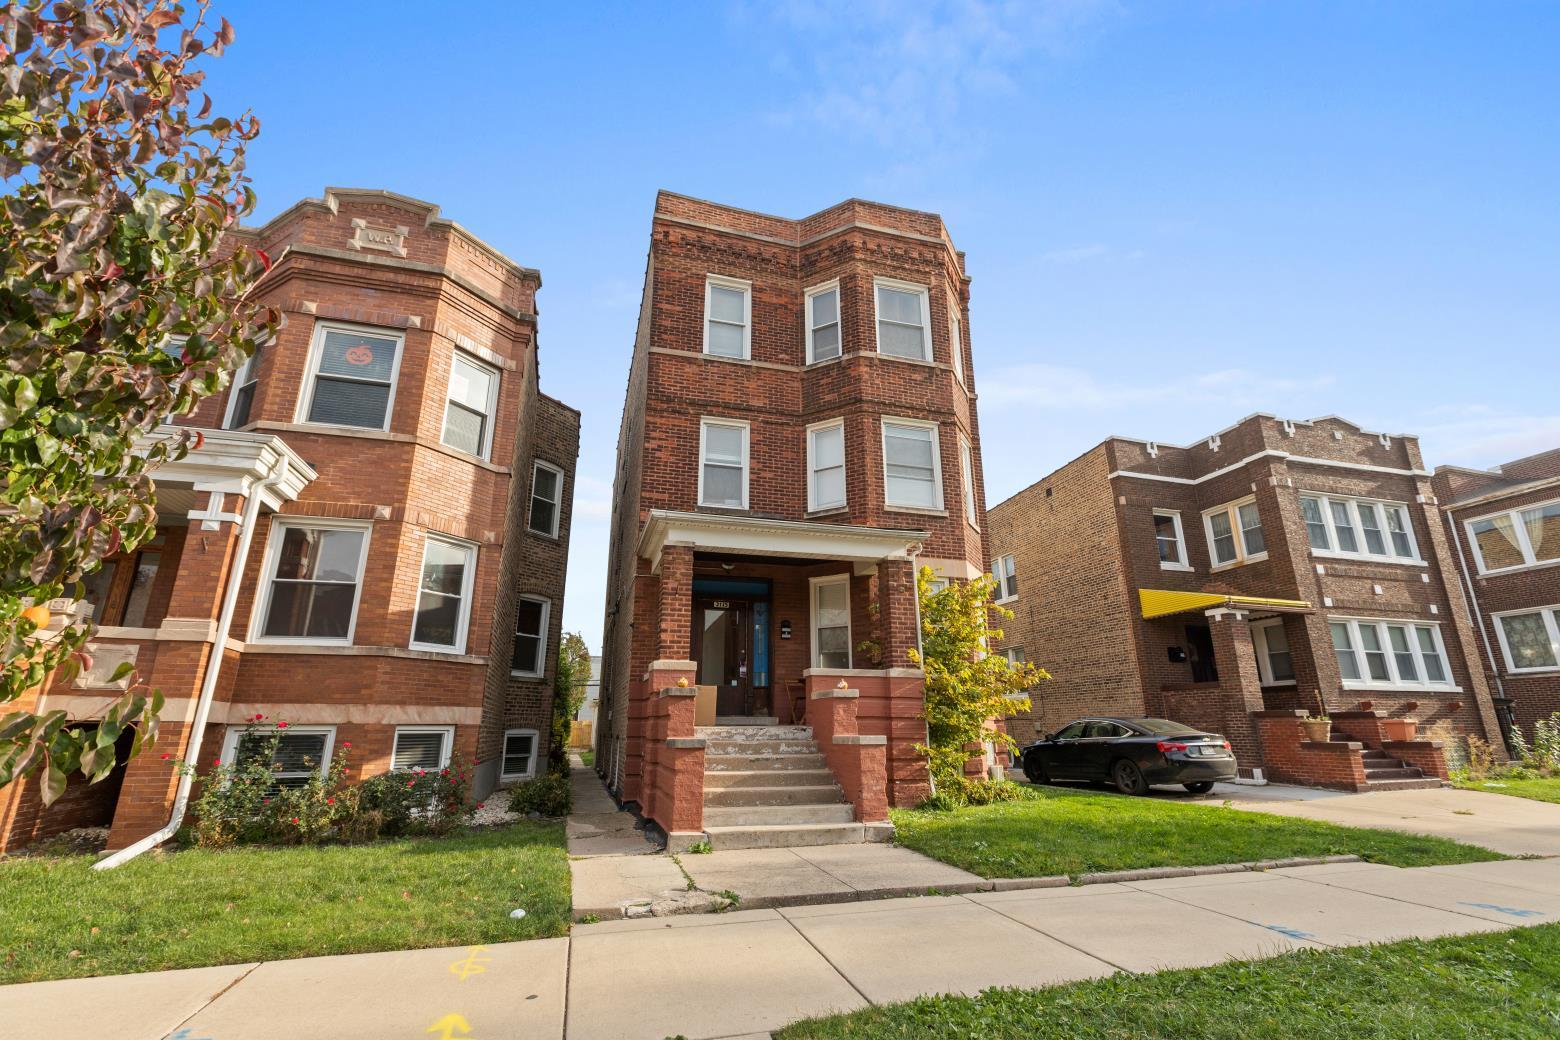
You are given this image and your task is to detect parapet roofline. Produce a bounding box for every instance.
[1106,412,1420,454]
[655,189,951,232]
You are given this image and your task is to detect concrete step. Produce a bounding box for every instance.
[712,716,779,727]
[705,753,829,772]
[1361,777,1448,791]
[698,724,810,740]
[703,784,846,808]
[704,768,839,789]
[1363,766,1424,781]
[705,738,820,756]
[703,822,867,850]
[702,803,856,827]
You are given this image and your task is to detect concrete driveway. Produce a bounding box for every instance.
[1213,783,1560,856]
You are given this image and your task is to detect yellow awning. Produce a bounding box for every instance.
[1138,589,1313,620]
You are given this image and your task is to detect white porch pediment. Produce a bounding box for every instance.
[638,509,927,574]
[139,426,317,511]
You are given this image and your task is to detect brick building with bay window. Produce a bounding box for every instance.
[596,192,988,850]
[0,188,578,854]
[1435,448,1560,746]
[986,413,1505,791]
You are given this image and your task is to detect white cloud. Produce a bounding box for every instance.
[980,363,1336,412]
[1385,405,1560,471]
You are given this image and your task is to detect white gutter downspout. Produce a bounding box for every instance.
[96,455,289,869]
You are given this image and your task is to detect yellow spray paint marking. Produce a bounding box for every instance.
[448,945,492,981]
[426,1012,473,1038]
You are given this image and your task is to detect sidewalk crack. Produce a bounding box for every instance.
[160,960,262,1040]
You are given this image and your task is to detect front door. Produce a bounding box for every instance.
[1185,623,1218,683]
[695,597,753,716]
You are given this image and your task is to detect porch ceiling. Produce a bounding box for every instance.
[639,509,928,573]
[1138,588,1313,620]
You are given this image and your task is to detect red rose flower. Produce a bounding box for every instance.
[326,797,335,805]
[277,721,288,729]
[160,753,171,760]
[291,817,300,825]
[341,741,351,749]
[476,803,485,810]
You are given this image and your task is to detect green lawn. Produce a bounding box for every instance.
[1453,773,1560,804]
[578,749,595,768]
[891,786,1504,878]
[0,822,570,984]
[777,922,1560,1039]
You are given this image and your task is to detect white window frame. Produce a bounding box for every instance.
[440,350,500,460]
[408,533,478,654]
[501,728,540,780]
[948,288,965,386]
[1328,616,1459,692]
[1250,618,1296,687]
[219,724,336,786]
[223,340,259,429]
[804,279,842,365]
[960,436,978,526]
[879,416,944,511]
[250,517,373,645]
[806,418,847,513]
[528,460,565,538]
[702,274,752,361]
[1202,496,1267,570]
[1299,492,1423,564]
[511,595,551,678]
[698,417,751,510]
[1464,496,1560,575]
[809,574,853,670]
[391,725,455,771]
[1152,509,1191,571]
[1002,646,1024,666]
[992,553,1018,603]
[295,320,406,433]
[1490,604,1560,675]
[872,277,932,362]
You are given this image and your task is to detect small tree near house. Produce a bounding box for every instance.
[0,2,273,803]
[909,566,1047,800]
[549,631,590,770]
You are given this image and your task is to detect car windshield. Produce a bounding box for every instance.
[1130,718,1204,736]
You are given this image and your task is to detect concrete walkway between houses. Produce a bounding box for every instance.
[6,857,1558,1040]
[564,758,987,919]
[1213,781,1560,856]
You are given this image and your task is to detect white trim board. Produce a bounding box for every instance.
[1108,449,1432,486]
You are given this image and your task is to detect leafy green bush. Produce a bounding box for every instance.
[917,776,1033,811]
[509,768,571,817]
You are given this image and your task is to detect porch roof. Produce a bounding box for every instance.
[139,425,317,510]
[639,509,928,573]
[1138,588,1313,620]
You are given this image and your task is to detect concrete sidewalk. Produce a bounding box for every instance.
[5,857,1556,1040]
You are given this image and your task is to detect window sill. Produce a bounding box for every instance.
[806,506,849,519]
[874,350,937,368]
[409,642,467,656]
[510,670,544,680]
[1340,681,1464,695]
[1209,553,1268,573]
[696,503,751,514]
[1312,550,1427,567]
[1477,557,1560,579]
[700,351,753,365]
[995,595,1017,606]
[1505,666,1560,676]
[527,527,562,541]
[805,355,844,369]
[500,772,537,783]
[1159,562,1194,572]
[885,504,948,517]
[1259,680,1298,688]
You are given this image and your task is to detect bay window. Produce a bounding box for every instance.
[1329,617,1455,689]
[410,535,476,652]
[807,420,846,512]
[300,323,403,431]
[1494,606,1560,673]
[703,275,751,359]
[948,290,965,384]
[805,281,841,364]
[442,352,498,459]
[1203,497,1266,568]
[881,418,942,509]
[256,520,370,643]
[1300,493,1421,562]
[699,418,749,509]
[1467,499,1560,574]
[960,437,977,525]
[874,279,931,361]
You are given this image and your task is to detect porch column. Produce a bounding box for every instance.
[656,544,693,661]
[106,492,247,851]
[1205,607,1267,774]
[876,558,918,668]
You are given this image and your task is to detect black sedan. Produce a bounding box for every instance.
[1018,717,1237,795]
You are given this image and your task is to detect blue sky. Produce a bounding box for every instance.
[204,1,1560,652]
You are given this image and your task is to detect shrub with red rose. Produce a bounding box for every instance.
[177,718,473,848]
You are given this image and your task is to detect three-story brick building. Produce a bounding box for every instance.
[597,193,987,849]
[0,188,578,854]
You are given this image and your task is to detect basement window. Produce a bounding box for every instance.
[391,727,453,771]
[502,729,539,780]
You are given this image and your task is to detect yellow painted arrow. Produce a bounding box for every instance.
[427,1012,472,1039]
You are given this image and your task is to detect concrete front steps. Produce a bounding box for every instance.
[1358,747,1447,791]
[693,723,891,850]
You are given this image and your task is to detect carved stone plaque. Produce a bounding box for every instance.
[75,642,139,690]
[349,218,409,257]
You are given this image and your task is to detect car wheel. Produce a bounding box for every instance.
[1024,757,1050,785]
[1111,759,1149,796]
[1183,781,1215,794]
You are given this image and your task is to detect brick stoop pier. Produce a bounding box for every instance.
[1256,709,1449,792]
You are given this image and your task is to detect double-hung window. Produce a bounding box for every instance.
[960,437,977,525]
[1251,619,1296,685]
[410,535,476,652]
[442,352,499,459]
[881,419,942,509]
[703,276,751,359]
[1153,509,1190,569]
[529,461,564,537]
[225,343,261,429]
[873,278,931,361]
[1002,646,1025,666]
[811,575,852,669]
[1493,605,1560,673]
[699,418,749,509]
[805,281,841,364]
[948,290,965,384]
[1329,618,1454,689]
[512,596,550,676]
[1299,494,1421,562]
[501,729,539,780]
[391,726,453,771]
[221,725,335,791]
[1466,498,1560,574]
[1203,497,1266,568]
[256,520,370,642]
[992,553,1018,602]
[299,322,403,430]
[807,420,846,512]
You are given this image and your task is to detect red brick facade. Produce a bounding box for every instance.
[987,413,1504,779]
[0,189,577,853]
[597,193,989,835]
[1434,448,1560,747]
